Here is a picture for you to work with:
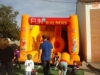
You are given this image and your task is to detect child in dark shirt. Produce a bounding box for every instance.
[14,46,21,69]
[72,61,79,74]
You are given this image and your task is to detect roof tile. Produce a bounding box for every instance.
[78,0,100,2]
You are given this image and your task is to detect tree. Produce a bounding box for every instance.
[0,4,20,40]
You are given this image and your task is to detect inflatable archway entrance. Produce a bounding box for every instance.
[19,14,80,65]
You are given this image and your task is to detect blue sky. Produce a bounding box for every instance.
[0,0,77,27]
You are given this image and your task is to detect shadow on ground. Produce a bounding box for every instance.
[13,66,25,75]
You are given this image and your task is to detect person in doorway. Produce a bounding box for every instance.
[38,35,53,75]
[0,38,14,75]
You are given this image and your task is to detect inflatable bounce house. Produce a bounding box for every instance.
[19,14,80,65]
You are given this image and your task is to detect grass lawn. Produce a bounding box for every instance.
[12,64,84,75]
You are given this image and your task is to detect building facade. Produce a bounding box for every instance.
[76,0,100,62]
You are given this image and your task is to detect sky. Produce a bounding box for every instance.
[0,0,77,27]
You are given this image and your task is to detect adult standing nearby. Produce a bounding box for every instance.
[0,38,14,75]
[38,35,53,75]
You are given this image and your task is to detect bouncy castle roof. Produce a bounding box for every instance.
[78,0,100,2]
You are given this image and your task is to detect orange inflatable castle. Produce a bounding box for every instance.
[19,14,80,65]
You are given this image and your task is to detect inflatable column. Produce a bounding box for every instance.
[67,15,79,54]
[20,14,30,51]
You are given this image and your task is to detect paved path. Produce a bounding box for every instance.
[80,62,100,75]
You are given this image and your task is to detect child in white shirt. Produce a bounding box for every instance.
[24,54,37,75]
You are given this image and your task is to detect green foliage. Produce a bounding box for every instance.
[0,4,20,40]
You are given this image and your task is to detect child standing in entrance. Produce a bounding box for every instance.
[53,52,59,70]
[14,46,21,69]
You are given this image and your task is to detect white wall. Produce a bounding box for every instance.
[77,2,100,62]
[76,2,87,61]
[85,2,100,62]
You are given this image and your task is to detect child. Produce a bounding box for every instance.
[14,46,21,69]
[25,54,37,75]
[53,52,59,70]
[58,59,68,75]
[72,61,79,74]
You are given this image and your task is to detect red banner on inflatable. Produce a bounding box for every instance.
[28,17,69,25]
